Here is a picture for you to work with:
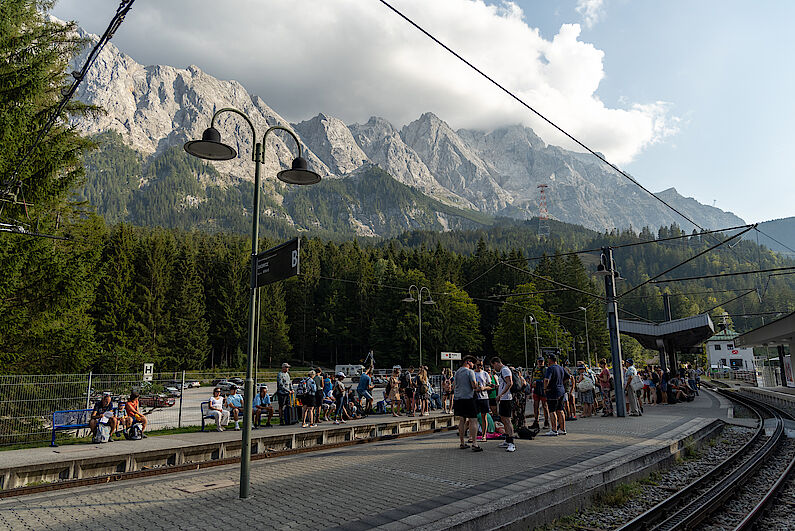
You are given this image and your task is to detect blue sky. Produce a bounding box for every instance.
[507,0,794,224]
[53,0,794,224]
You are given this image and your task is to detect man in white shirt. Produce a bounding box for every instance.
[473,360,492,442]
[490,356,516,452]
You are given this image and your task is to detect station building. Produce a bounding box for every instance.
[705,329,756,371]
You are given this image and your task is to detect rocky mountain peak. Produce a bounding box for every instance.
[292,113,367,176]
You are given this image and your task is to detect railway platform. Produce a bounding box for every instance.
[0,391,735,530]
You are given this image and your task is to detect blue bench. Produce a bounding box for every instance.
[51,404,126,446]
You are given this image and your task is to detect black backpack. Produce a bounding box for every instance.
[510,368,525,394]
[125,423,143,441]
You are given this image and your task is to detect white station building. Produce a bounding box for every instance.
[706,329,756,371]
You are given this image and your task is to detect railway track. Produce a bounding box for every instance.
[615,387,795,531]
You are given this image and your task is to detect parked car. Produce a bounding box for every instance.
[215,380,236,391]
[165,386,181,397]
[138,394,175,408]
[187,380,201,388]
[229,377,244,386]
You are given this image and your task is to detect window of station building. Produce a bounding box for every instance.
[714,344,722,350]
[727,344,733,349]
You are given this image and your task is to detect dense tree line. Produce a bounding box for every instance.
[2,1,794,375]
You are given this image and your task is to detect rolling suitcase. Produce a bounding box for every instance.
[282,405,300,425]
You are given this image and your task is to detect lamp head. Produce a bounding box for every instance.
[422,299,435,305]
[277,156,321,185]
[594,263,611,277]
[578,306,587,311]
[402,297,416,303]
[184,127,237,161]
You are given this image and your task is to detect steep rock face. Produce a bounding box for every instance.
[348,117,473,209]
[400,113,512,212]
[292,113,368,175]
[71,26,330,187]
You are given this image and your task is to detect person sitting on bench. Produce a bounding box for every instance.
[123,391,148,437]
[253,385,274,428]
[89,393,117,440]
[226,386,244,430]
[208,387,230,432]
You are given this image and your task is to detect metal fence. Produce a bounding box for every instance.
[0,370,283,446]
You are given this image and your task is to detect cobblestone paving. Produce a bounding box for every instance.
[0,395,725,531]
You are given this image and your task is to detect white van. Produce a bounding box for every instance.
[335,364,364,377]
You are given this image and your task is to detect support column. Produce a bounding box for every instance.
[603,247,626,417]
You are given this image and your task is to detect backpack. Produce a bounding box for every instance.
[297,377,314,396]
[517,426,537,440]
[333,381,344,399]
[376,400,387,414]
[125,423,143,441]
[510,368,525,394]
[577,375,595,392]
[93,423,111,443]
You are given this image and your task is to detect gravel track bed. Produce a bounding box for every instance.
[699,438,795,531]
[541,424,756,530]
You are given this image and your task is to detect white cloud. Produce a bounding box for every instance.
[52,0,675,164]
[576,0,605,28]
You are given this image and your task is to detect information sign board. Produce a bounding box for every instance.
[256,237,300,287]
[440,352,462,360]
[143,363,154,382]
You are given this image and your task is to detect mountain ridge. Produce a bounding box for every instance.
[70,23,749,238]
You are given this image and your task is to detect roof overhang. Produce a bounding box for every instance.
[735,311,795,348]
[619,314,715,351]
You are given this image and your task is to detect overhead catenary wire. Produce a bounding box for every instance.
[1,0,136,211]
[618,225,756,299]
[377,0,705,231]
[650,266,795,284]
[754,227,795,255]
[499,261,605,301]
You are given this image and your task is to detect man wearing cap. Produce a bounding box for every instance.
[226,385,244,430]
[530,357,549,430]
[89,393,117,441]
[543,354,566,436]
[253,385,273,427]
[276,363,292,425]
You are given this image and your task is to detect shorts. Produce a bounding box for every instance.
[532,394,547,403]
[301,394,315,407]
[498,400,512,419]
[547,397,565,412]
[358,390,373,401]
[476,398,490,415]
[488,397,496,406]
[404,388,415,398]
[315,390,324,404]
[453,398,477,419]
[581,390,594,404]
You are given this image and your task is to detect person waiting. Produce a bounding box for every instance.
[89,392,117,441]
[226,386,244,430]
[208,387,230,432]
[123,391,148,437]
[253,385,274,428]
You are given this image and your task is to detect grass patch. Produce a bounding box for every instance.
[595,481,642,506]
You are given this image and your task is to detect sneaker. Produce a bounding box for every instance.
[235,425,241,431]
[558,429,567,435]
[506,443,516,452]
[542,430,558,436]
[543,422,550,429]
[498,441,510,448]
[334,420,339,425]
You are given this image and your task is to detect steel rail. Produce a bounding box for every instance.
[615,388,772,531]
[732,393,795,531]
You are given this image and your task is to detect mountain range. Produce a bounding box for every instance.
[70,24,751,239]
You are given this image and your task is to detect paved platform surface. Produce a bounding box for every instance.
[0,392,731,530]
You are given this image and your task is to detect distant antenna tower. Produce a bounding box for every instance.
[537,184,550,237]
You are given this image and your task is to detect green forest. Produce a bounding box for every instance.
[1,1,794,376]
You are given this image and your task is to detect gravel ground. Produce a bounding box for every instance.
[699,438,795,530]
[540,425,757,530]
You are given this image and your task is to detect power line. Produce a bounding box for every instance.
[650,266,795,284]
[377,0,704,230]
[1,0,136,211]
[703,289,756,314]
[754,227,795,255]
[620,288,756,300]
[618,225,756,298]
[499,261,604,301]
[501,224,754,264]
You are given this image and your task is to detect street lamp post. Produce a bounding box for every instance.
[579,306,590,366]
[403,285,434,367]
[184,108,321,499]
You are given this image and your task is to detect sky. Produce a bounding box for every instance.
[51,0,795,224]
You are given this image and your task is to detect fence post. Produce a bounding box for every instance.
[178,370,185,428]
[82,371,92,438]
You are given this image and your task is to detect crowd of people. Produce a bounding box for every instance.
[131,357,704,438]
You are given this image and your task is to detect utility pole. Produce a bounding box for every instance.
[601,247,626,417]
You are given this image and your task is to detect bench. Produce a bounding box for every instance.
[51,405,126,447]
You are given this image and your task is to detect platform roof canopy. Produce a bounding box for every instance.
[619,314,715,351]
[734,311,795,348]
